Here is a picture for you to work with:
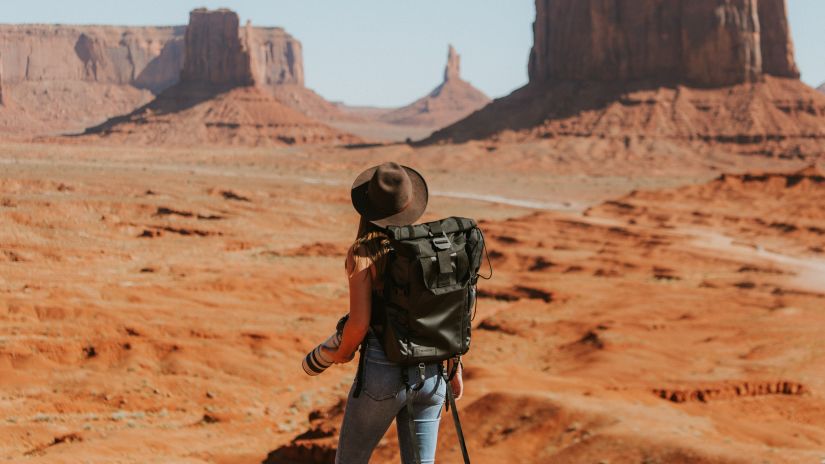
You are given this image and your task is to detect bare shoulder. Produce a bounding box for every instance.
[346,244,374,279]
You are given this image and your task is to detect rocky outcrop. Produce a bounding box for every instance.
[426,2,825,159]
[0,19,306,135]
[757,0,800,78]
[0,25,184,92]
[248,24,304,86]
[528,0,799,87]
[426,0,825,157]
[444,45,461,82]
[81,8,359,147]
[379,45,490,128]
[0,22,304,92]
[818,83,825,95]
[180,9,254,87]
[79,86,361,146]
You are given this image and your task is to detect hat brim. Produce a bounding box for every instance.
[351,165,428,228]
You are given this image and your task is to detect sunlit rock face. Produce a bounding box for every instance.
[528,0,799,87]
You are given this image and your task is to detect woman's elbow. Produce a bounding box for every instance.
[347,318,370,338]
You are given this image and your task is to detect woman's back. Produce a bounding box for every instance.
[323,162,464,464]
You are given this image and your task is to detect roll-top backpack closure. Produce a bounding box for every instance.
[387,217,478,290]
[386,217,478,241]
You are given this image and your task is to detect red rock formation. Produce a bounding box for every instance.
[0,25,184,90]
[81,9,359,147]
[444,45,460,82]
[758,0,800,78]
[180,9,254,87]
[379,45,490,128]
[0,20,306,135]
[528,0,798,87]
[428,0,825,158]
[80,86,360,146]
[247,23,305,86]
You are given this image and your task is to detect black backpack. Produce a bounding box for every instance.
[353,217,488,464]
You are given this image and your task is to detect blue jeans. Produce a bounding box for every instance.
[335,335,447,464]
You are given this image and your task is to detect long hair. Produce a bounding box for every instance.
[347,216,391,278]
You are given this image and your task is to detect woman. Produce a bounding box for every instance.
[325,162,463,464]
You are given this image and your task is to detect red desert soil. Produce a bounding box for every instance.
[1,141,824,463]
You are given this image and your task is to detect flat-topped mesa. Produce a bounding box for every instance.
[180,8,255,87]
[246,21,305,87]
[80,7,359,146]
[529,0,799,87]
[444,45,461,82]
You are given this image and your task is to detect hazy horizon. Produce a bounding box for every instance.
[2,0,823,107]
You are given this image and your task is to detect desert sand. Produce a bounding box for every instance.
[1,139,824,464]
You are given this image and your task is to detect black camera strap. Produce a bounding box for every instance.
[440,363,470,463]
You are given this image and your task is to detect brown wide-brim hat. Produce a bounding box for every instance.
[351,162,428,228]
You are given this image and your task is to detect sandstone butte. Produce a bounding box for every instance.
[78,9,359,147]
[378,45,491,129]
[427,0,825,159]
[0,14,308,136]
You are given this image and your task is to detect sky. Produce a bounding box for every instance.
[2,0,823,107]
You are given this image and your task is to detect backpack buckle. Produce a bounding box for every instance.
[432,233,451,250]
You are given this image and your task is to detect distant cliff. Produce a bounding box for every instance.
[81,9,358,147]
[0,20,305,135]
[0,25,184,93]
[0,21,303,92]
[528,0,799,87]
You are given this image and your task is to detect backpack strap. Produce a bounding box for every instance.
[428,220,458,288]
[441,362,471,464]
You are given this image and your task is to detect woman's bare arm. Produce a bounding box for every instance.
[327,249,372,363]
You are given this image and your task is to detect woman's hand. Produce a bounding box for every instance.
[449,362,464,400]
[323,345,356,364]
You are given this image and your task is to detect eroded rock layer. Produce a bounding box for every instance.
[528,0,799,87]
[428,0,824,157]
[80,86,360,146]
[81,9,358,147]
[181,9,253,87]
[757,0,800,78]
[0,20,305,135]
